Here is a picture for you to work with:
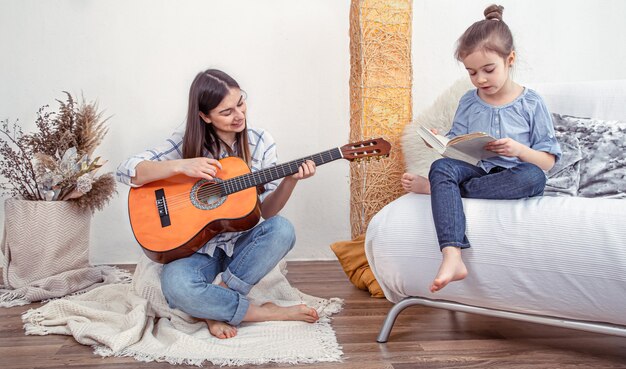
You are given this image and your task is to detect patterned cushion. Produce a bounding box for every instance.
[544,130,582,197]
[551,114,626,198]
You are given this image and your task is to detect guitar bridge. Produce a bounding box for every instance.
[155,188,171,227]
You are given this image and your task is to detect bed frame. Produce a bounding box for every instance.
[376,297,626,343]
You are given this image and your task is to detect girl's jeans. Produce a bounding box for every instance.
[160,215,296,326]
[429,158,546,250]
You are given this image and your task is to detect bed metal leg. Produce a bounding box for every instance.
[376,297,424,343]
[377,296,626,343]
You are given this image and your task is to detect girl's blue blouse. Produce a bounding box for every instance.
[447,87,562,172]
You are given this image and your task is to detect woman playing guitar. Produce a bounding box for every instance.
[116,69,319,339]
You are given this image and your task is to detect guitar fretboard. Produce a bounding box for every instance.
[220,147,343,196]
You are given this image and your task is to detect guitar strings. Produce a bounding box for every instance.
[161,150,344,210]
[161,149,354,211]
[161,159,313,210]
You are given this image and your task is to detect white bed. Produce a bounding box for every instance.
[365,79,626,342]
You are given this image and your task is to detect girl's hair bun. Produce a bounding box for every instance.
[484,4,504,21]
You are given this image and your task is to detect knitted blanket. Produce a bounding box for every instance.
[22,256,344,366]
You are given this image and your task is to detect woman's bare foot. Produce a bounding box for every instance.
[429,246,468,293]
[206,319,238,339]
[401,173,431,194]
[244,302,319,323]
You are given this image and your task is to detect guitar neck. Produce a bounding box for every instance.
[221,147,343,195]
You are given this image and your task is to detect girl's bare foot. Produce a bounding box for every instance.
[206,319,238,339]
[401,173,431,194]
[430,246,468,293]
[244,302,319,323]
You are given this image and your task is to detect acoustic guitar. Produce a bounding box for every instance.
[127,138,391,263]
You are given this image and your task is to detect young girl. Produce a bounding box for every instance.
[116,69,319,339]
[401,5,561,293]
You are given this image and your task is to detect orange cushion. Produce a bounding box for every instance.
[330,234,385,298]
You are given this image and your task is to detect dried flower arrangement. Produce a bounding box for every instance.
[0,92,116,213]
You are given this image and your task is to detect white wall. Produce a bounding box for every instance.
[0,0,351,264]
[2,0,626,265]
[412,0,626,113]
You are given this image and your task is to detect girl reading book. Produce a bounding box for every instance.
[401,4,561,293]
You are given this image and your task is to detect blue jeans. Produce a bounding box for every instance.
[160,215,296,326]
[429,158,546,250]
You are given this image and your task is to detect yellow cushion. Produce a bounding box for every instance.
[330,234,385,298]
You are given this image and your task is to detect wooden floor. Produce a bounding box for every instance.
[2,260,626,369]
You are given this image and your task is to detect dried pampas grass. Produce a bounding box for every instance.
[73,173,117,213]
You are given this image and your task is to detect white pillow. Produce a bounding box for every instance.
[528,80,626,122]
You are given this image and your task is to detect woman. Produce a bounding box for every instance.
[116,69,319,339]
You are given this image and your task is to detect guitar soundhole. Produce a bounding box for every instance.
[190,179,226,210]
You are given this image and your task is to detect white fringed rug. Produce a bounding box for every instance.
[22,256,343,366]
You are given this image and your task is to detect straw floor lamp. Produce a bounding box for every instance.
[349,0,412,237]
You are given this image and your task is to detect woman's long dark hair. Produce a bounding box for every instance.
[182,69,251,164]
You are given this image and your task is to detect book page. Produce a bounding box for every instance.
[445,135,497,165]
[448,132,492,146]
[443,147,483,165]
[416,125,449,155]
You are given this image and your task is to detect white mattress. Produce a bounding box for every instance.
[365,193,626,326]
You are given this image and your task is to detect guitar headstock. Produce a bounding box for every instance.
[340,137,391,162]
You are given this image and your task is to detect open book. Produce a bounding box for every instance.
[417,125,498,166]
